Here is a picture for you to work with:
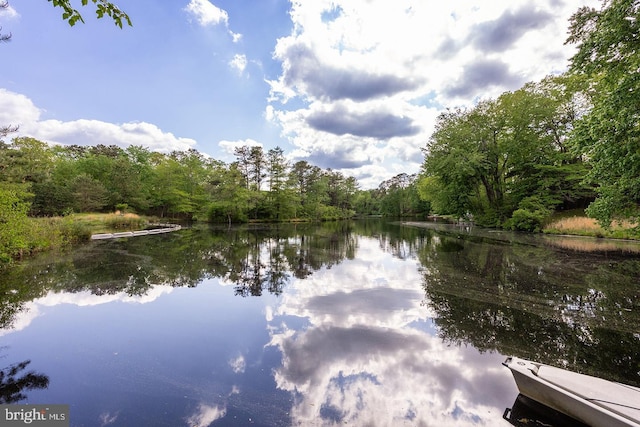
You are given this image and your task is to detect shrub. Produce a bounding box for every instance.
[504,196,552,232]
[104,214,147,230]
[58,218,92,244]
[505,208,549,232]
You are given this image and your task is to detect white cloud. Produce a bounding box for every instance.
[229,53,247,75]
[218,138,263,157]
[268,98,438,188]
[267,0,600,188]
[0,89,196,152]
[0,88,40,126]
[184,0,228,26]
[184,0,242,42]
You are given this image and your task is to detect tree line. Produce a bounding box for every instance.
[418,0,639,232]
[0,139,363,223]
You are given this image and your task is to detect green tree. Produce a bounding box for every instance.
[502,76,594,215]
[420,105,499,220]
[566,0,640,227]
[248,146,267,218]
[207,162,250,224]
[150,150,210,220]
[420,75,592,228]
[234,145,267,219]
[0,185,31,263]
[267,147,294,220]
[353,189,381,216]
[288,162,329,220]
[233,145,252,189]
[0,137,54,185]
[377,174,430,218]
[70,173,109,212]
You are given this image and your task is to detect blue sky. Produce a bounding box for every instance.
[0,0,597,188]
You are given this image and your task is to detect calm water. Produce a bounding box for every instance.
[1,220,639,426]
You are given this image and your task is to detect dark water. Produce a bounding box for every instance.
[1,220,639,426]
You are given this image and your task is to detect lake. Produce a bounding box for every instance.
[1,220,639,426]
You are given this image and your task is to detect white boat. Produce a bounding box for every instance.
[503,356,640,427]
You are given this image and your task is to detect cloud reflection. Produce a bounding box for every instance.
[0,286,175,336]
[98,411,119,426]
[229,354,246,374]
[184,403,226,427]
[267,237,516,426]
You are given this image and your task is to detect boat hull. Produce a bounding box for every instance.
[503,357,640,427]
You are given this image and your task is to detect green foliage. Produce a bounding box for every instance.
[70,173,109,212]
[504,197,553,232]
[0,139,362,227]
[373,173,430,218]
[0,184,93,265]
[267,147,294,221]
[352,190,379,215]
[420,75,593,227]
[0,185,31,263]
[56,217,92,243]
[48,0,131,27]
[0,137,55,185]
[206,162,250,224]
[566,0,640,226]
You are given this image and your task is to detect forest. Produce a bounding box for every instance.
[1,0,639,264]
[0,140,368,223]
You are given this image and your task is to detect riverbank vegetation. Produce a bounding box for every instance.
[0,138,366,264]
[0,207,153,264]
[418,0,639,236]
[543,216,639,240]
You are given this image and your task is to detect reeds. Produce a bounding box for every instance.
[544,216,639,239]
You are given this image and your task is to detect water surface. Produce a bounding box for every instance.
[1,221,638,426]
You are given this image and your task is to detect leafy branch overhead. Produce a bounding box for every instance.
[48,0,131,28]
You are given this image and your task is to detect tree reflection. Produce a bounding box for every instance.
[0,358,49,403]
[0,222,360,328]
[417,228,640,386]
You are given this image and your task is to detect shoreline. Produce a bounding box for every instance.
[91,223,182,240]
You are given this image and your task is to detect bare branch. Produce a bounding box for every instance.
[0,125,19,139]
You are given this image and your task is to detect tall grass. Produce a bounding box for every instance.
[544,216,639,239]
[69,212,149,233]
[103,213,148,231]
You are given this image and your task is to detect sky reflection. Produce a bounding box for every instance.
[267,237,516,426]
[0,285,176,337]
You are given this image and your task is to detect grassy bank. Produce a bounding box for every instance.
[543,215,639,240]
[1,213,153,266]
[69,212,151,234]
